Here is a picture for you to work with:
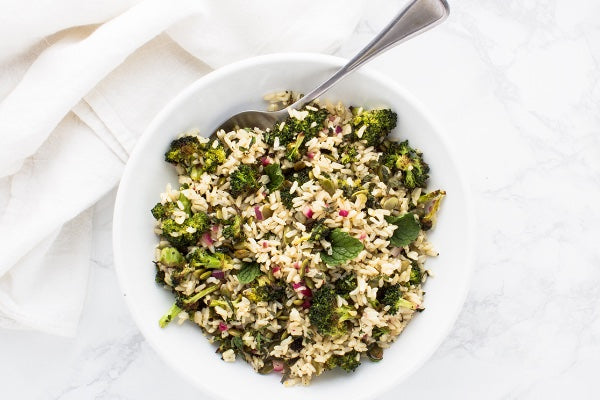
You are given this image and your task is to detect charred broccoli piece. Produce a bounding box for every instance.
[309,219,331,242]
[229,164,259,197]
[154,263,166,285]
[335,273,357,298]
[285,167,311,186]
[202,141,226,173]
[351,108,397,147]
[187,248,231,270]
[308,286,355,336]
[381,140,430,189]
[285,133,305,162]
[325,351,361,372]
[151,202,175,220]
[245,283,286,303]
[377,283,417,315]
[160,212,211,251]
[339,144,359,164]
[409,263,422,285]
[189,141,227,179]
[279,187,297,209]
[222,214,245,242]
[265,107,328,146]
[164,135,203,167]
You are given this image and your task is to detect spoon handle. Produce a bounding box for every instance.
[295,0,449,107]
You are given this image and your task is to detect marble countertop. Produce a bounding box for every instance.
[1,0,599,398]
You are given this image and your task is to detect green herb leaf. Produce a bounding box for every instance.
[231,336,244,353]
[237,262,262,284]
[320,228,364,265]
[385,213,421,247]
[264,163,284,192]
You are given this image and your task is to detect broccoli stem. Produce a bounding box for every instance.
[158,285,219,328]
[158,303,182,328]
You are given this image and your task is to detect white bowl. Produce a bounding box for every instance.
[113,53,474,400]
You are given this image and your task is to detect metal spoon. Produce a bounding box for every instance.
[212,0,449,134]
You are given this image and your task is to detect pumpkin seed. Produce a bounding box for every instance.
[258,362,274,374]
[382,197,399,210]
[293,161,306,171]
[367,344,384,362]
[261,206,274,219]
[234,249,251,259]
[319,178,336,196]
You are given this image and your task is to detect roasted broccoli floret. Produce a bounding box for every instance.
[335,273,357,298]
[372,326,391,340]
[351,108,397,147]
[377,283,417,315]
[229,164,259,197]
[285,132,305,162]
[187,248,231,270]
[324,351,361,372]
[381,140,430,189]
[308,286,355,336]
[164,135,203,167]
[151,202,175,220]
[159,247,185,267]
[340,144,359,164]
[285,167,311,186]
[409,263,422,285]
[265,107,328,146]
[154,263,166,285]
[189,141,227,180]
[309,219,331,242]
[245,283,286,303]
[279,188,296,209]
[202,141,227,173]
[160,212,211,251]
[222,214,245,242]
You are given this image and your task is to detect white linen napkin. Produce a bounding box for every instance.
[0,0,364,336]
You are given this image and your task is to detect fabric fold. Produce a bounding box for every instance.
[0,0,365,336]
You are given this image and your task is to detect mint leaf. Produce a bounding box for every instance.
[264,163,284,192]
[385,213,420,247]
[320,228,364,265]
[237,262,261,284]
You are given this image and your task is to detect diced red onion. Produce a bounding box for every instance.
[218,322,228,332]
[335,126,342,134]
[304,208,313,219]
[254,206,263,221]
[359,232,367,240]
[300,287,312,297]
[293,262,300,269]
[202,232,213,246]
[262,241,268,248]
[272,360,285,372]
[260,156,271,166]
[307,152,314,160]
[339,209,349,217]
[211,225,219,232]
[302,299,311,309]
[272,265,281,273]
[211,270,225,279]
[292,282,304,290]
